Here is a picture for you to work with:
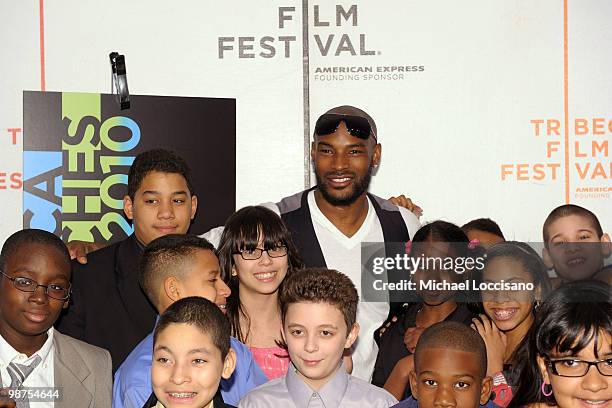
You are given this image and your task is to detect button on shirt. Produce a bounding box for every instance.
[238,363,398,407]
[0,328,55,408]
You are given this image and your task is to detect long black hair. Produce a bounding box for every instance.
[216,205,303,343]
[510,280,612,407]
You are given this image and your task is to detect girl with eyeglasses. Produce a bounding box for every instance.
[510,280,611,408]
[216,206,304,380]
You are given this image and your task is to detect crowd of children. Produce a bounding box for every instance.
[0,147,610,408]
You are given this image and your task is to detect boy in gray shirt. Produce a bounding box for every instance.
[239,268,397,407]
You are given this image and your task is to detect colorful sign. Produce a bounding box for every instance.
[23,91,236,243]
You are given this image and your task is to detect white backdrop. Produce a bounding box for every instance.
[1,0,610,244]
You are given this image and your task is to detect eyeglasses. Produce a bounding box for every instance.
[547,358,612,377]
[1,270,71,300]
[314,113,376,141]
[234,246,288,260]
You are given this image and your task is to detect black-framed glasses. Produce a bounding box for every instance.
[1,270,71,300]
[314,113,376,140]
[547,357,612,377]
[234,246,288,260]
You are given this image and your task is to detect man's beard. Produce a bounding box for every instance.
[315,163,373,206]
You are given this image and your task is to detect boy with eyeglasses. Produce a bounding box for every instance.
[0,229,111,407]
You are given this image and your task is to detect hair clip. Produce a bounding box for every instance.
[405,241,412,255]
[468,238,480,250]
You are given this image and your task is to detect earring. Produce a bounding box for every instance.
[231,271,237,277]
[541,382,553,397]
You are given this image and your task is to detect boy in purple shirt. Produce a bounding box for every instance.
[113,234,267,408]
[239,268,397,407]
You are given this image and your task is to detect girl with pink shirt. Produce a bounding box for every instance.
[217,206,304,380]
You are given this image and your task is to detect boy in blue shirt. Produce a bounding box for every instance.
[113,234,267,407]
[144,296,236,408]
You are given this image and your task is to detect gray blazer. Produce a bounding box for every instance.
[53,330,112,408]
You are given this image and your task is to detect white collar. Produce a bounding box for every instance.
[0,327,55,367]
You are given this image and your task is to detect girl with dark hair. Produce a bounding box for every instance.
[216,206,303,380]
[510,280,611,408]
[472,241,552,407]
[372,221,477,400]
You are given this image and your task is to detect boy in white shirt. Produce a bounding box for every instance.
[0,229,111,407]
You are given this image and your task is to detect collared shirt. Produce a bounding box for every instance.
[0,328,55,407]
[238,363,398,408]
[113,330,267,408]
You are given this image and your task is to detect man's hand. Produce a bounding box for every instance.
[0,389,16,408]
[388,195,423,218]
[403,326,424,353]
[67,240,107,264]
[471,314,507,376]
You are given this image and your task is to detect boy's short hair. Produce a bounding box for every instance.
[543,204,603,244]
[153,296,231,359]
[139,234,215,304]
[280,268,358,331]
[127,149,194,200]
[461,218,505,240]
[414,321,487,378]
[0,229,70,271]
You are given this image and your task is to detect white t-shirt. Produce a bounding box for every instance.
[202,194,421,381]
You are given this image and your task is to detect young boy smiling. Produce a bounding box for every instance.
[113,234,267,408]
[144,296,237,408]
[542,204,611,283]
[239,267,397,407]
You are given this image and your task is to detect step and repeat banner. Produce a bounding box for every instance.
[1,0,610,244]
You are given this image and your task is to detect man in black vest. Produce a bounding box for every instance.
[67,107,421,380]
[276,105,421,380]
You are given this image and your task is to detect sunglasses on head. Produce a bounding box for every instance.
[314,113,377,141]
